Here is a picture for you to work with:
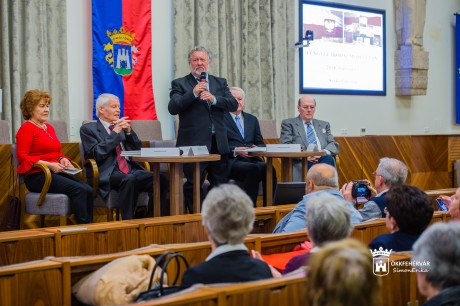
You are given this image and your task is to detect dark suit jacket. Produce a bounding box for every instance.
[168,73,238,154]
[80,120,143,198]
[280,116,339,155]
[368,231,419,252]
[181,250,272,288]
[224,112,265,169]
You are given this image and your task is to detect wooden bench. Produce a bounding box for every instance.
[134,273,307,306]
[250,230,308,255]
[0,259,65,305]
[43,221,140,257]
[0,229,55,267]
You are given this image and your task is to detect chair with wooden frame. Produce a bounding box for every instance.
[12,144,83,228]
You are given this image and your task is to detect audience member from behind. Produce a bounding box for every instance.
[369,184,433,252]
[285,193,353,274]
[341,157,408,221]
[437,187,460,221]
[16,89,93,224]
[412,222,460,306]
[306,239,381,306]
[280,96,338,182]
[273,163,362,233]
[181,184,272,288]
[80,93,168,219]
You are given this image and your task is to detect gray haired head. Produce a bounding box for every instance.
[201,184,254,245]
[306,193,352,245]
[376,157,408,186]
[412,222,460,291]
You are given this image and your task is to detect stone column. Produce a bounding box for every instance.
[394,0,429,96]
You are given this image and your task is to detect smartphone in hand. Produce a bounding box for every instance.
[436,199,449,212]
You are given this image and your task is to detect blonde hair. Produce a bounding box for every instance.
[306,239,381,306]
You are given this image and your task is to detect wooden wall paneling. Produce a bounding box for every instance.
[43,222,139,257]
[0,260,64,306]
[336,135,454,191]
[0,229,55,266]
[0,144,12,225]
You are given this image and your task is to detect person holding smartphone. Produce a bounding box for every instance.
[437,188,460,221]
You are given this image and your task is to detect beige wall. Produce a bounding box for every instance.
[66,0,460,141]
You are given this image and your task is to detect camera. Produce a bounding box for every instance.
[351,180,371,198]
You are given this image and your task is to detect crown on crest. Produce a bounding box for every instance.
[106,26,136,45]
[369,246,392,257]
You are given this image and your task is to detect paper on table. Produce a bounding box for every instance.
[62,168,82,175]
[121,150,141,157]
[233,147,267,153]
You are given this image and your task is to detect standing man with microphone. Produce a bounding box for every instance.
[169,46,238,213]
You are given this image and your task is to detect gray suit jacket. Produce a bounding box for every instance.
[80,120,143,198]
[280,116,339,155]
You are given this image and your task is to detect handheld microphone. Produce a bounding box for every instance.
[200,72,207,83]
[199,72,210,106]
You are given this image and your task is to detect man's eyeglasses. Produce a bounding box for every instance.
[372,171,382,178]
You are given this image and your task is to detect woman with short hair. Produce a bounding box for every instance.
[16,89,93,224]
[180,184,272,287]
[369,184,433,251]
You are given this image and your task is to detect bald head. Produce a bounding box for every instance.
[297,96,317,122]
[306,164,339,190]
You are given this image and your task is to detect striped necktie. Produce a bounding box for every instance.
[306,122,317,145]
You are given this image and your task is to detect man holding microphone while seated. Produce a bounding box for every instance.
[280,96,338,182]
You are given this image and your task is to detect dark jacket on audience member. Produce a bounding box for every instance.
[368,231,419,252]
[422,286,460,306]
[181,250,272,288]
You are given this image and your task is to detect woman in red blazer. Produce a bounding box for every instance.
[16,89,93,224]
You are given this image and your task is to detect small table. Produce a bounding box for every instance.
[248,151,326,206]
[133,154,221,216]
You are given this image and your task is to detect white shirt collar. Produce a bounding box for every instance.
[376,189,389,197]
[99,119,113,134]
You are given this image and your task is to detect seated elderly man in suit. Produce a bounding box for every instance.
[80,93,168,219]
[280,96,338,182]
[224,87,277,206]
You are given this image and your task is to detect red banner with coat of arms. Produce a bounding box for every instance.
[92,0,157,119]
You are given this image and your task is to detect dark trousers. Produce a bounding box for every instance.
[25,172,93,224]
[109,169,168,219]
[229,157,277,206]
[183,136,229,213]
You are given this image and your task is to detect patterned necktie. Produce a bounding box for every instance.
[235,115,244,138]
[109,125,130,174]
[306,122,317,145]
